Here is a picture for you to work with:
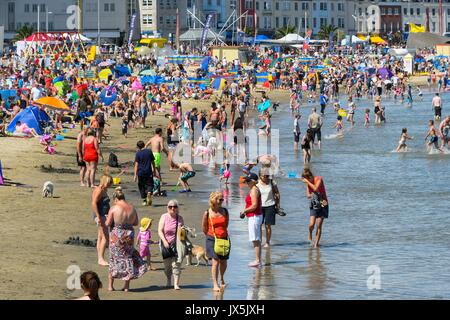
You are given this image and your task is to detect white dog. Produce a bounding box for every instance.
[42,181,54,198]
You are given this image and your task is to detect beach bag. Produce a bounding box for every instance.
[311,192,328,210]
[108,153,119,167]
[208,209,230,257]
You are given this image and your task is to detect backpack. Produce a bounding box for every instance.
[108,152,119,167]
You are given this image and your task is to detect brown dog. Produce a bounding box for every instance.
[187,245,209,266]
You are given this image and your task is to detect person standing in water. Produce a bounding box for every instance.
[300,167,329,248]
[432,93,442,121]
[307,108,323,149]
[293,114,301,151]
[333,115,344,136]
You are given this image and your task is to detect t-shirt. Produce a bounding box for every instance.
[31,87,41,101]
[135,149,155,177]
[293,118,301,134]
[239,101,246,113]
[256,181,276,207]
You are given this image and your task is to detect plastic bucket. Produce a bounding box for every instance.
[112,177,121,185]
[55,134,64,141]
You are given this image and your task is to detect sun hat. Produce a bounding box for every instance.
[140,217,152,232]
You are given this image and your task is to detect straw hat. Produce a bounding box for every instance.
[140,217,152,232]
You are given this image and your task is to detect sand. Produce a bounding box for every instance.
[0,91,290,300]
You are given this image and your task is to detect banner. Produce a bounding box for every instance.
[201,14,214,50]
[303,29,312,52]
[329,31,334,51]
[128,14,137,50]
[409,23,425,33]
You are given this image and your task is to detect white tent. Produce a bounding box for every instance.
[341,35,368,46]
[278,33,305,42]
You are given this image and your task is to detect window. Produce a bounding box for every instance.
[320,18,327,27]
[302,3,308,11]
[313,17,317,28]
[104,3,109,11]
[394,8,399,15]
[448,22,450,32]
[110,3,115,12]
[263,2,271,11]
[275,17,279,28]
[417,8,420,16]
[166,17,171,25]
[217,0,221,6]
[432,9,436,16]
[143,0,153,6]
[313,3,316,11]
[256,1,259,10]
[283,17,288,27]
[338,3,343,11]
[245,0,253,10]
[17,22,22,29]
[295,3,298,11]
[381,7,385,15]
[302,18,305,29]
[387,8,392,15]
[41,22,45,30]
[338,18,344,29]
[24,4,30,12]
[173,16,177,24]
[49,22,54,31]
[432,22,436,32]
[331,18,334,26]
[32,22,37,29]
[404,8,407,15]
[143,14,153,25]
[160,16,163,24]
[276,2,279,10]
[40,4,45,12]
[263,16,271,29]
[295,17,298,27]
[282,1,290,11]
[331,3,334,11]
[32,4,38,12]
[8,2,14,13]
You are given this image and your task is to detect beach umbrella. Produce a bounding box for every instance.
[131,79,144,91]
[136,46,152,57]
[99,87,117,106]
[140,69,157,76]
[34,97,70,111]
[98,69,112,81]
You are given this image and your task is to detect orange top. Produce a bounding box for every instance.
[207,212,228,239]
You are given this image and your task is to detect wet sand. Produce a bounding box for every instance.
[0,92,289,300]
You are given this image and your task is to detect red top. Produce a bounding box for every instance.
[207,212,228,239]
[245,192,262,217]
[306,176,328,201]
[83,139,98,163]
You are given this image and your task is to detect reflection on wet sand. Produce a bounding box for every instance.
[246,249,275,300]
[307,247,327,298]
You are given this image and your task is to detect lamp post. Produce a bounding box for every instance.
[97,0,101,46]
[46,11,53,32]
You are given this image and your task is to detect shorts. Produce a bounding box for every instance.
[311,127,321,142]
[76,153,86,167]
[435,107,442,117]
[430,136,438,144]
[153,152,161,168]
[206,235,230,260]
[294,132,300,143]
[262,205,276,226]
[247,214,263,242]
[310,205,329,219]
[122,126,128,135]
[181,171,196,182]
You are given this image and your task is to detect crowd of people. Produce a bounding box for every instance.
[1,40,450,300]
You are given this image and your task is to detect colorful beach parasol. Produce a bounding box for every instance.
[34,97,70,111]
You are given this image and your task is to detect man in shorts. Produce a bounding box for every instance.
[145,128,168,184]
[432,93,442,120]
[76,127,88,186]
[178,162,196,193]
[307,107,323,149]
[134,141,157,206]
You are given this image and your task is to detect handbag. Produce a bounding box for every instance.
[311,192,328,210]
[270,180,286,216]
[209,209,230,257]
[160,214,178,259]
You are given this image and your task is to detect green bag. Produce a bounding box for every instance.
[209,214,230,257]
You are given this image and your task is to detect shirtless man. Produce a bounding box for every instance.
[438,116,450,149]
[209,102,221,126]
[76,127,89,186]
[145,128,168,183]
[177,162,196,193]
[432,93,442,121]
[425,120,442,152]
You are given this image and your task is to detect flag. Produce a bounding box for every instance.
[201,14,214,50]
[409,23,425,33]
[0,160,4,185]
[128,14,137,50]
[329,31,334,51]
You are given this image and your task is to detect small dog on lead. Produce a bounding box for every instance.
[42,181,54,198]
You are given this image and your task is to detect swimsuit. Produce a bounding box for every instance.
[181,171,196,181]
[83,139,98,163]
[153,152,161,168]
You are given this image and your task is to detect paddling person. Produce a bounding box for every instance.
[145,128,168,184]
[293,113,301,151]
[307,108,323,149]
[438,116,450,149]
[300,167,329,248]
[396,128,414,152]
[177,162,196,193]
[432,93,442,121]
[425,120,442,152]
[301,129,314,164]
[406,84,413,107]
[333,115,344,137]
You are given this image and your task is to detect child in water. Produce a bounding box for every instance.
[425,120,442,152]
[347,102,356,126]
[396,128,414,152]
[364,108,370,127]
[219,161,231,184]
[136,218,157,271]
[333,115,344,136]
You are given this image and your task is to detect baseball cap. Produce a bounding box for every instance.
[244,173,259,183]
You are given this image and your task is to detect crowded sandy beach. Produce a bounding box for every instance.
[2,25,450,301]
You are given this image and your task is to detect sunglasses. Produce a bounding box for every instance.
[168,205,178,209]
[217,199,224,202]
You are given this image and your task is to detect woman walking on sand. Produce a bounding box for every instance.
[202,191,230,292]
[300,167,329,248]
[83,129,102,187]
[106,188,147,292]
[158,199,185,290]
[91,175,113,266]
